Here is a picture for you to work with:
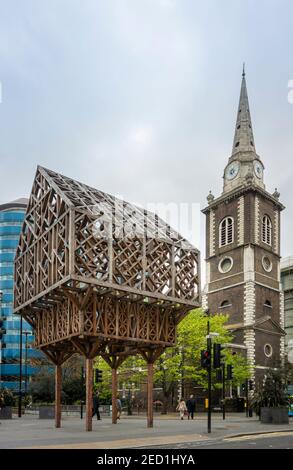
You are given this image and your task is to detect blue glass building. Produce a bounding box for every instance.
[0,199,41,392]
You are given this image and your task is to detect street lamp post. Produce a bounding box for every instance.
[246,379,249,418]
[207,319,212,434]
[222,363,226,421]
[204,308,219,434]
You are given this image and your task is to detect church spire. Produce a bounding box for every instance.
[223,67,265,194]
[231,66,256,157]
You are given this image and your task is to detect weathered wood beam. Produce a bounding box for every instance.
[147,362,154,428]
[85,358,93,432]
[55,365,62,428]
[70,338,88,356]
[112,367,117,424]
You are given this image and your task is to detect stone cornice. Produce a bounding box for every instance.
[202,184,285,214]
[226,316,286,336]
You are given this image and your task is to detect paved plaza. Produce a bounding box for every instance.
[0,413,292,449]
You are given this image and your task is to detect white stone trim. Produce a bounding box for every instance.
[254,196,259,244]
[244,281,255,325]
[264,343,273,357]
[202,292,208,312]
[280,290,285,364]
[223,343,247,350]
[254,280,281,293]
[209,210,215,257]
[244,329,256,375]
[243,283,256,381]
[244,245,255,282]
[274,210,279,254]
[206,262,210,285]
[280,290,285,330]
[208,279,282,295]
[254,365,277,370]
[262,255,272,273]
[218,256,234,274]
[237,196,245,245]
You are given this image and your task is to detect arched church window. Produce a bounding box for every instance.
[220,300,231,308]
[262,215,272,246]
[219,217,234,247]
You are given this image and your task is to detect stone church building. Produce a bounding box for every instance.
[202,69,286,381]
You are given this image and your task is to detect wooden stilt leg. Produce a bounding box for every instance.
[112,368,117,424]
[86,358,93,432]
[147,362,154,428]
[55,364,62,428]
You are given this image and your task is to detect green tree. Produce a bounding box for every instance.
[94,309,251,412]
[29,355,86,404]
[28,366,55,403]
[252,368,289,414]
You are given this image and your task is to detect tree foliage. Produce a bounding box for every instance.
[252,368,289,412]
[94,309,251,409]
[29,310,252,405]
[29,356,85,404]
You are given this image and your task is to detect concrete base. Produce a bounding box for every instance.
[39,406,55,419]
[0,406,12,419]
[260,407,289,424]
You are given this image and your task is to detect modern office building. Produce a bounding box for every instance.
[281,256,293,354]
[0,198,40,392]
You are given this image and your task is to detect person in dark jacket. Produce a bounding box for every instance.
[92,391,101,420]
[186,394,196,420]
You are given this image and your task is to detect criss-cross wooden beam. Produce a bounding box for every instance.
[14,166,201,432]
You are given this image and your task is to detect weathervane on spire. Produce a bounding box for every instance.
[242,62,245,78]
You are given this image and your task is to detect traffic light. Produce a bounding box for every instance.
[201,350,211,369]
[226,364,233,380]
[216,368,222,382]
[95,369,103,383]
[213,343,225,369]
[248,379,254,391]
[241,383,246,394]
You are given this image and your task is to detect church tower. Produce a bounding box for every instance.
[203,68,286,382]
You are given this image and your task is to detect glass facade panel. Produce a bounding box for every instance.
[0,202,41,392]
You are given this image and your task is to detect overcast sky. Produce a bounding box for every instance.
[0,0,292,276]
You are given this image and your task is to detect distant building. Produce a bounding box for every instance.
[281,257,293,354]
[0,198,41,392]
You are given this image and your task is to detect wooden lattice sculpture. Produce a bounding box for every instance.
[14,166,200,429]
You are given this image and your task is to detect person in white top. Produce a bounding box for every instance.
[176,399,187,420]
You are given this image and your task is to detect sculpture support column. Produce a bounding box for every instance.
[147,362,154,428]
[86,358,93,432]
[112,368,118,424]
[55,364,62,428]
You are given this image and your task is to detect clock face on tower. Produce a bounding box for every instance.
[225,161,240,180]
[254,160,263,179]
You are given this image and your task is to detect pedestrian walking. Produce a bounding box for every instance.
[116,396,122,420]
[186,394,196,420]
[176,398,187,420]
[92,391,101,420]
